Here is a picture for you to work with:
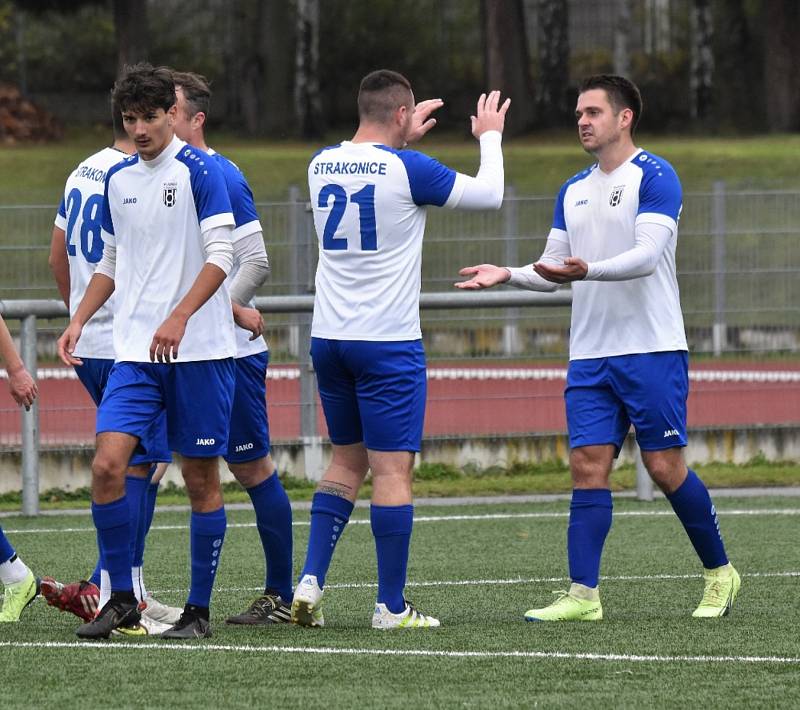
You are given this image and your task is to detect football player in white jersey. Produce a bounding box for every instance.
[43,108,180,634]
[57,63,237,639]
[0,314,39,622]
[292,70,510,630]
[458,74,738,621]
[170,70,294,624]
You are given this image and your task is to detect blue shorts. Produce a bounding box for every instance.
[76,358,171,466]
[225,352,271,464]
[565,351,688,453]
[74,358,114,406]
[97,359,235,459]
[311,338,426,452]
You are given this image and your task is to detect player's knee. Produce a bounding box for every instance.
[91,454,126,489]
[569,449,611,486]
[230,461,268,489]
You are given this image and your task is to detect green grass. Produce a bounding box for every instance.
[1,459,798,512]
[1,495,799,707]
[2,128,800,204]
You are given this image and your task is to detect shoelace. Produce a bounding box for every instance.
[250,596,279,614]
[699,579,727,607]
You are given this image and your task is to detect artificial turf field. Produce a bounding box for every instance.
[1,495,799,709]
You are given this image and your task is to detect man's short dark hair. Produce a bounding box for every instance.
[172,70,212,119]
[357,69,413,123]
[112,63,176,116]
[579,74,643,135]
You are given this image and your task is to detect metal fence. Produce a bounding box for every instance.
[1,188,798,513]
[1,186,798,360]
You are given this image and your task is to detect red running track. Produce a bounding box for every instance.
[0,363,798,447]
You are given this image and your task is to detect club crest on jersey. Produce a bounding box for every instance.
[609,185,625,207]
[163,181,178,207]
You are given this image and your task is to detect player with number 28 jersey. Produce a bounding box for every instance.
[55,147,126,360]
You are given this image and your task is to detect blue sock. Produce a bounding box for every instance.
[145,480,160,535]
[567,489,613,588]
[300,492,354,588]
[371,504,413,614]
[246,473,294,602]
[91,497,133,592]
[188,507,227,608]
[125,475,149,568]
[89,530,103,587]
[667,469,728,569]
[0,526,15,564]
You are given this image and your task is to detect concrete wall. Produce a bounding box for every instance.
[1,426,797,495]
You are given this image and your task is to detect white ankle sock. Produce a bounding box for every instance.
[98,569,111,608]
[0,555,30,586]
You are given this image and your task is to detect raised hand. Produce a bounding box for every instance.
[471,90,511,138]
[406,98,444,144]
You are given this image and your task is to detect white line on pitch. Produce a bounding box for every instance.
[0,640,797,665]
[146,571,800,596]
[5,507,800,535]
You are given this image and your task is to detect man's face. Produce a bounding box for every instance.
[575,89,628,154]
[172,87,194,143]
[121,104,176,160]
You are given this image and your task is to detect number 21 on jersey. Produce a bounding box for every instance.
[318,183,377,251]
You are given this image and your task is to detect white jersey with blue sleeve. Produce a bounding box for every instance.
[100,135,236,362]
[208,149,268,359]
[308,141,456,340]
[54,147,129,359]
[554,148,687,359]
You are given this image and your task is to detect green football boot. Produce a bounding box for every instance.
[0,570,39,622]
[524,583,602,622]
[692,563,741,618]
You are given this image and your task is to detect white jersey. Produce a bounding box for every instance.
[208,149,268,359]
[100,135,236,362]
[54,147,128,359]
[553,148,687,360]
[308,141,456,340]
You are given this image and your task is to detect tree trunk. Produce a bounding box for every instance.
[223,0,294,136]
[689,0,714,121]
[113,0,149,75]
[712,0,763,131]
[763,0,800,132]
[294,0,324,140]
[535,0,570,128]
[481,0,535,135]
[613,0,632,77]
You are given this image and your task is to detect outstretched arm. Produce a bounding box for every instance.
[456,230,570,292]
[534,222,673,284]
